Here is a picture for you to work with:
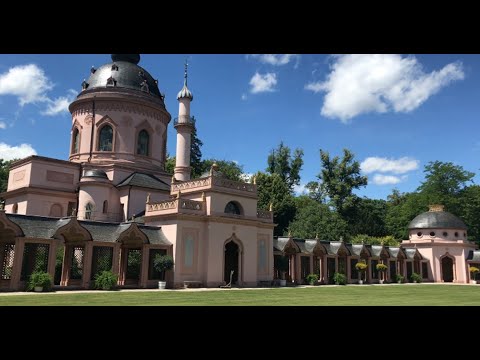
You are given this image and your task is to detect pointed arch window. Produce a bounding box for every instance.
[98,125,113,151]
[137,130,149,156]
[85,203,94,220]
[72,128,80,154]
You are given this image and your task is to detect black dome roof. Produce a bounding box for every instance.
[83,169,108,179]
[81,54,163,100]
[408,210,467,230]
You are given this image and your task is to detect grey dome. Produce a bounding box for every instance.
[408,210,467,230]
[81,54,163,101]
[83,169,108,179]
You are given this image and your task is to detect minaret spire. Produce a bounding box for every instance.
[174,60,195,181]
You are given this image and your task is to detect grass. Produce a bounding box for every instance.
[0,284,479,306]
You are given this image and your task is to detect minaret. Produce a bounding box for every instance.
[174,60,194,181]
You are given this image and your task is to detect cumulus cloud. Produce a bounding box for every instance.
[0,142,37,161]
[361,156,419,174]
[241,93,247,101]
[305,54,465,122]
[240,173,254,182]
[249,72,277,94]
[371,174,404,185]
[0,121,6,129]
[42,89,77,116]
[249,54,300,66]
[0,64,53,105]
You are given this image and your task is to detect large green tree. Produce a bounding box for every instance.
[0,159,13,193]
[315,148,368,217]
[255,171,296,237]
[267,141,304,192]
[200,159,243,181]
[350,198,388,237]
[458,185,480,243]
[288,195,348,241]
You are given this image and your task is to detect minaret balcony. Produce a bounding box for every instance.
[174,115,196,128]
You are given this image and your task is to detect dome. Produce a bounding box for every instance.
[82,169,108,179]
[177,84,193,101]
[81,54,163,101]
[408,206,467,230]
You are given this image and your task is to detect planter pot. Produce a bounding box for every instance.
[279,279,287,287]
[379,279,384,284]
[358,279,363,285]
[471,280,477,284]
[397,281,402,284]
[34,286,43,292]
[158,281,166,289]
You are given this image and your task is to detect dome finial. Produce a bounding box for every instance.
[177,58,193,101]
[184,58,188,86]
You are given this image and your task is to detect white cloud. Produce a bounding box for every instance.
[241,93,247,101]
[0,64,53,105]
[249,72,277,94]
[293,183,308,195]
[361,156,419,174]
[0,142,37,161]
[305,54,465,122]
[371,174,407,185]
[0,121,6,129]
[249,54,300,66]
[240,173,254,182]
[42,89,77,116]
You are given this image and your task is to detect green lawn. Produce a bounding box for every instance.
[0,284,479,306]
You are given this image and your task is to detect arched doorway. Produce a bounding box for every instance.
[442,256,454,282]
[224,241,239,285]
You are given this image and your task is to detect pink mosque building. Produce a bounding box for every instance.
[0,54,478,291]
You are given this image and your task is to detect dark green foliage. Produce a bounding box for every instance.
[94,270,118,290]
[190,126,203,178]
[200,159,243,181]
[267,141,304,191]
[153,254,174,273]
[411,273,422,283]
[28,271,53,292]
[350,234,401,246]
[332,272,347,285]
[306,273,319,285]
[458,185,480,243]
[349,198,388,237]
[255,172,296,236]
[0,159,15,194]
[165,155,175,174]
[274,256,289,272]
[288,195,348,240]
[316,149,368,217]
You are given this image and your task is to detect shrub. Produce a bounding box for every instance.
[332,272,347,285]
[410,272,422,283]
[28,271,53,292]
[94,270,118,290]
[470,266,479,279]
[376,263,388,272]
[306,273,319,285]
[395,274,405,283]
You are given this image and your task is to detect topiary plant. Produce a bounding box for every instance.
[332,272,347,285]
[410,272,422,283]
[94,270,118,290]
[306,273,319,285]
[153,254,174,281]
[28,271,53,292]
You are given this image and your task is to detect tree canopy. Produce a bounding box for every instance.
[267,141,304,192]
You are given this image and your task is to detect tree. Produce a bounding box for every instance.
[288,195,348,241]
[350,234,401,246]
[0,159,14,194]
[165,155,175,174]
[316,149,367,217]
[255,171,296,236]
[190,126,203,178]
[458,185,480,244]
[267,141,304,192]
[349,198,388,237]
[417,161,475,214]
[200,159,244,181]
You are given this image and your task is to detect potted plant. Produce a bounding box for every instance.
[355,261,367,284]
[470,266,479,284]
[153,254,174,289]
[332,272,346,285]
[395,273,404,284]
[94,270,118,290]
[411,272,422,283]
[376,263,388,284]
[306,273,319,286]
[274,256,289,286]
[28,271,53,292]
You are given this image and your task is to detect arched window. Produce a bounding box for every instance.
[98,125,113,151]
[72,128,80,154]
[49,204,63,217]
[85,203,94,220]
[103,200,108,214]
[224,201,241,215]
[137,130,149,156]
[12,203,18,214]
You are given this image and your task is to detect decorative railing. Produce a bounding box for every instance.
[171,177,211,192]
[256,210,273,220]
[212,177,256,193]
[173,115,196,127]
[147,199,203,213]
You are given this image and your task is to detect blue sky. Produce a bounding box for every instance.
[0,54,477,200]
